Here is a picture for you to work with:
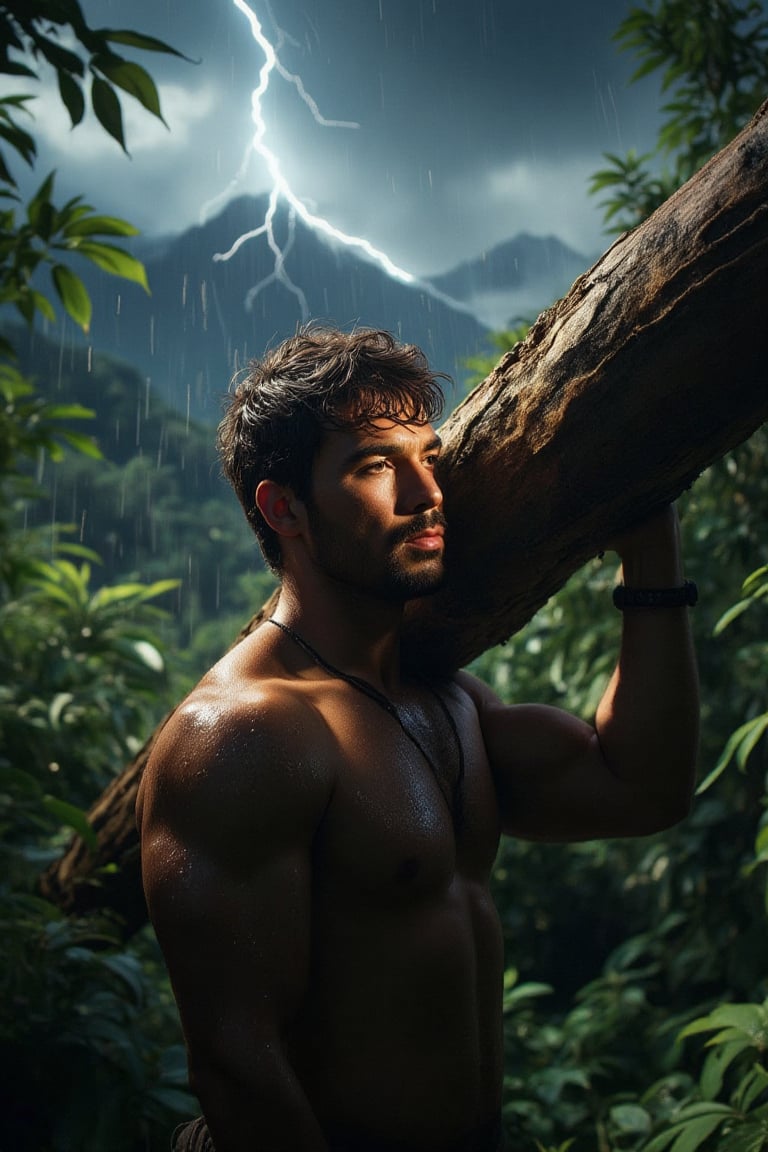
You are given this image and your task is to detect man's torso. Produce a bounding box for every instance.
[142,630,506,1150]
[285,673,504,1146]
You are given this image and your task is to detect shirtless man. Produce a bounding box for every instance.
[137,326,699,1152]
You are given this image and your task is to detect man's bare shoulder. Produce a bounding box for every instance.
[452,669,499,713]
[139,635,334,854]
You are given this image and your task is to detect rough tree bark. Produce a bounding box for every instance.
[41,100,768,934]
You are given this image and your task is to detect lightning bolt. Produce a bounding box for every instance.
[212,0,418,317]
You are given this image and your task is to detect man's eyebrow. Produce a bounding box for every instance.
[343,434,442,467]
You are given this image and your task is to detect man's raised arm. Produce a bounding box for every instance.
[463,504,699,842]
[137,689,333,1152]
[594,503,699,821]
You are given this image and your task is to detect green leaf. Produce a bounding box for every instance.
[44,403,96,420]
[643,1106,735,1152]
[27,172,57,234]
[93,55,166,123]
[90,577,178,609]
[610,1103,652,1135]
[720,1111,768,1152]
[0,119,36,167]
[100,952,145,1001]
[696,716,768,794]
[753,822,768,863]
[131,639,165,673]
[9,894,63,922]
[49,691,75,728]
[57,70,86,127]
[41,795,98,851]
[0,60,37,81]
[743,566,768,596]
[69,240,149,291]
[700,1040,750,1099]
[680,1003,768,1042]
[669,1113,732,1152]
[714,599,753,634]
[15,290,36,326]
[57,429,102,459]
[503,980,553,1010]
[0,94,37,113]
[29,580,78,609]
[55,540,103,563]
[90,76,126,152]
[30,290,56,322]
[103,29,194,61]
[734,1065,768,1114]
[51,263,92,331]
[0,150,18,187]
[735,715,768,772]
[29,32,84,77]
[63,213,139,238]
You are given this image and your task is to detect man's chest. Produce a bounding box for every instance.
[312,682,501,902]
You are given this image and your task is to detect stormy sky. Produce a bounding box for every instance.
[24,0,666,276]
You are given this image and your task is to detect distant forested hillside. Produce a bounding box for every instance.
[10,325,275,677]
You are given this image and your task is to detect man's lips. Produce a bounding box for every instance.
[404,528,445,550]
[391,512,447,550]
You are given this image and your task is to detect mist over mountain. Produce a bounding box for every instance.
[30,195,592,424]
[426,233,592,330]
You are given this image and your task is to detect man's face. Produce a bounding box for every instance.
[300,417,447,602]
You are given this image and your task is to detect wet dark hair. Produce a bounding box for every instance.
[217,325,447,571]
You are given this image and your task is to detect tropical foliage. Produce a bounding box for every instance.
[0,4,198,1149]
[589,0,768,233]
[1,1,767,1149]
[465,3,768,1147]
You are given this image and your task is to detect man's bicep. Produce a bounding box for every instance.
[484,693,683,840]
[459,672,630,840]
[144,817,315,1070]
[480,700,599,833]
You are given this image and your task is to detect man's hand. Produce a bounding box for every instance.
[605,504,683,582]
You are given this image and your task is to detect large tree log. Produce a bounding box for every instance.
[405,99,768,671]
[41,100,768,932]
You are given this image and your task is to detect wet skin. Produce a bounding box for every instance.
[137,419,698,1151]
[141,643,505,1150]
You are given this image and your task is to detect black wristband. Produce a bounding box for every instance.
[612,580,698,610]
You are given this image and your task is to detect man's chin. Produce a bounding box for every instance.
[393,562,446,601]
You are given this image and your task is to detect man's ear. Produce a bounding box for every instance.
[254,479,304,539]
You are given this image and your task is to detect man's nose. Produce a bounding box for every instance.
[402,463,443,514]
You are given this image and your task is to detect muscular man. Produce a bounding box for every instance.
[137,326,699,1152]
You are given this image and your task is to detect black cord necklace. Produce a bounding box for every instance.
[266,617,465,827]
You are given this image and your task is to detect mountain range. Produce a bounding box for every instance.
[428,232,591,331]
[31,194,591,424]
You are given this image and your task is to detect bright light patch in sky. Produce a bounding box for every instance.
[212,0,418,316]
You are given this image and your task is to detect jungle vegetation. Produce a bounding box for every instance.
[1,2,767,1149]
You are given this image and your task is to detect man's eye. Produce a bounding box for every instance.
[362,460,387,473]
[424,453,440,467]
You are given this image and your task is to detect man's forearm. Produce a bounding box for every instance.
[595,505,699,823]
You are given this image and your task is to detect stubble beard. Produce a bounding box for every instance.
[305,506,447,603]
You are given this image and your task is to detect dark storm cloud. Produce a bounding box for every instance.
[30,0,663,273]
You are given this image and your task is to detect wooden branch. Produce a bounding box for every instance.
[40,100,768,929]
